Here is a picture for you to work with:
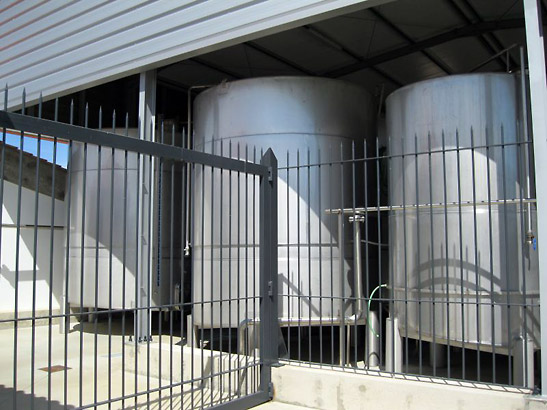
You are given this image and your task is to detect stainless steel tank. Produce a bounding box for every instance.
[67,130,182,310]
[192,76,374,328]
[386,73,539,351]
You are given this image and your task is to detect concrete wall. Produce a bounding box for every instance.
[271,364,546,410]
[0,178,66,317]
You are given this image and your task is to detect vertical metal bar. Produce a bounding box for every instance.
[486,128,496,383]
[180,128,186,404]
[351,142,357,366]
[31,95,42,410]
[318,147,323,366]
[260,149,278,395]
[13,89,25,410]
[245,145,249,396]
[121,115,129,407]
[402,135,409,374]
[427,133,437,376]
[121,117,128,409]
[47,101,58,410]
[107,113,115,409]
[329,155,334,365]
[209,148,215,408]
[388,135,395,373]
[158,123,164,408]
[520,46,534,243]
[236,143,241,398]
[94,111,102,406]
[456,130,465,379]
[442,132,450,377]
[79,104,88,409]
[63,102,74,410]
[297,150,301,363]
[363,143,370,369]
[375,137,383,368]
[134,150,140,409]
[146,149,154,405]
[286,151,291,362]
[200,160,205,408]
[228,141,233,397]
[470,128,481,381]
[339,145,346,367]
[518,46,532,388]
[190,158,196,409]
[308,149,312,365]
[501,127,512,384]
[415,135,423,374]
[219,140,224,402]
[169,124,175,409]
[253,146,258,390]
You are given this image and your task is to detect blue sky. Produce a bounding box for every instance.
[3,131,68,168]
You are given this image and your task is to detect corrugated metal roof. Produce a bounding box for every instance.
[0,0,392,109]
[155,0,539,99]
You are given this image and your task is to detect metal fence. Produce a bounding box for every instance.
[0,85,541,410]
[0,89,278,410]
[276,129,539,390]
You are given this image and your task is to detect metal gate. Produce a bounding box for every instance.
[0,89,278,409]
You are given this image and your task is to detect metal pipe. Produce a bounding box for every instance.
[520,46,535,244]
[338,212,345,366]
[469,43,518,73]
[326,197,536,215]
[349,215,365,315]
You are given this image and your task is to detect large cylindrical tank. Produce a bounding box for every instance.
[67,131,182,310]
[387,73,539,350]
[192,76,374,328]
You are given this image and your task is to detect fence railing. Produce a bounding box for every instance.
[274,130,538,390]
[0,89,277,410]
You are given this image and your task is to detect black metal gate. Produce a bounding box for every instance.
[0,90,278,409]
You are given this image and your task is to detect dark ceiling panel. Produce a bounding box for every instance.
[429,36,501,73]
[340,67,399,97]
[467,0,524,21]
[373,0,465,39]
[311,9,408,58]
[252,28,355,74]
[375,52,445,84]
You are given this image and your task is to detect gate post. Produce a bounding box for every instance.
[260,148,279,396]
[524,0,547,395]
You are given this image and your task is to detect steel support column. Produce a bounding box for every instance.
[523,0,547,396]
[136,70,156,342]
[259,149,279,398]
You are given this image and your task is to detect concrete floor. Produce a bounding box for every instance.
[0,321,262,409]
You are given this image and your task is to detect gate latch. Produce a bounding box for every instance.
[268,281,273,297]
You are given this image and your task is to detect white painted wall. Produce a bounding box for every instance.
[0,180,66,315]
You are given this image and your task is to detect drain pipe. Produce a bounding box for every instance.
[520,46,535,245]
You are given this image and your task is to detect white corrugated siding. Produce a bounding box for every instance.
[0,0,391,109]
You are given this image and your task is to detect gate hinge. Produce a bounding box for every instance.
[268,382,274,399]
[268,281,273,297]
